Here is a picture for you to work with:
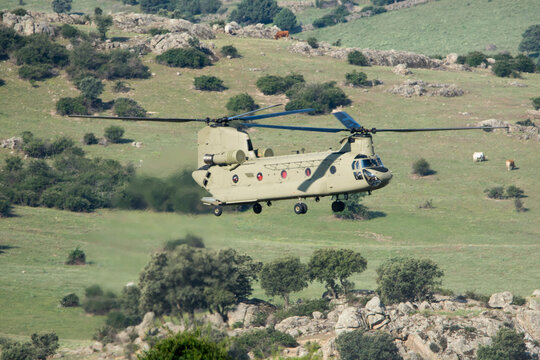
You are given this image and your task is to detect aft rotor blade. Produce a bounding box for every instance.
[372,126,509,133]
[240,108,315,121]
[332,111,361,129]
[227,104,282,120]
[241,123,345,133]
[68,115,207,123]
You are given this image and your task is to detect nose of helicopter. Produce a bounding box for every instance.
[366,167,392,188]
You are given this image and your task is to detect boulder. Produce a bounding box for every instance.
[112,13,214,39]
[516,310,540,342]
[533,289,540,297]
[1,137,23,150]
[393,63,412,75]
[313,311,323,320]
[527,299,540,311]
[488,291,513,308]
[335,306,364,334]
[275,316,312,337]
[398,302,416,315]
[224,21,241,34]
[136,312,155,338]
[418,301,432,311]
[388,80,464,97]
[365,296,385,313]
[445,53,459,64]
[227,299,274,328]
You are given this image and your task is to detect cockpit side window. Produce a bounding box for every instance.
[247,139,254,151]
[375,155,383,167]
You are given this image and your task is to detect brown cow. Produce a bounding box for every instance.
[506,159,515,171]
[274,30,289,40]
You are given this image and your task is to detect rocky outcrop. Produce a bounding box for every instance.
[111,13,214,39]
[1,137,22,150]
[1,12,56,36]
[393,63,413,76]
[388,80,464,97]
[227,299,275,328]
[475,119,539,141]
[489,291,513,308]
[224,22,281,39]
[334,306,364,334]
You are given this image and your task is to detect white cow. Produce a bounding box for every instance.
[473,152,485,162]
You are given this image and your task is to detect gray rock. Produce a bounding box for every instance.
[516,310,540,342]
[365,296,385,313]
[393,63,412,76]
[136,312,155,338]
[1,137,23,150]
[313,311,323,320]
[335,306,364,334]
[398,302,416,315]
[489,291,513,308]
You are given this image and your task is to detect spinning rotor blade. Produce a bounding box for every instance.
[68,115,208,123]
[227,104,283,120]
[241,123,345,133]
[332,111,361,129]
[371,126,509,133]
[240,108,316,121]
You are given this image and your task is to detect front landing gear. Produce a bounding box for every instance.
[331,201,345,212]
[294,203,308,215]
[253,202,262,214]
[213,206,223,216]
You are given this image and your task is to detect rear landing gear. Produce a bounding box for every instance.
[253,202,262,214]
[294,203,308,214]
[331,201,345,212]
[213,206,223,216]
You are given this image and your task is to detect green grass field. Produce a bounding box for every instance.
[1,30,540,350]
[298,0,540,55]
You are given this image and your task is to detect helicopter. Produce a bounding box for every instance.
[71,106,507,216]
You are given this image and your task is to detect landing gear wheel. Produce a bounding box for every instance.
[294,203,308,214]
[331,201,345,212]
[253,203,262,214]
[213,206,223,217]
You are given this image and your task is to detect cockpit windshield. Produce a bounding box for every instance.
[361,159,378,168]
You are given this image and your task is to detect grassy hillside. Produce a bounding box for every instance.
[0,0,137,15]
[1,32,539,347]
[298,0,540,55]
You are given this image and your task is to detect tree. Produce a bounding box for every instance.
[114,98,147,117]
[273,8,297,32]
[104,126,125,143]
[477,327,528,360]
[375,257,444,304]
[139,252,172,316]
[95,14,113,41]
[518,24,540,53]
[52,0,72,13]
[285,82,351,115]
[140,0,174,13]
[226,93,258,113]
[348,50,369,66]
[260,256,308,307]
[336,330,402,360]
[308,249,367,299]
[412,158,433,176]
[194,75,226,91]
[533,97,540,110]
[76,77,104,100]
[229,0,281,25]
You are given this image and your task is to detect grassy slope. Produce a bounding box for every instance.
[1,32,540,345]
[0,0,136,15]
[298,0,540,55]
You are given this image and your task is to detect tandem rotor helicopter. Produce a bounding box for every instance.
[71,106,507,216]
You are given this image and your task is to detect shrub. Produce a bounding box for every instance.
[112,80,131,93]
[148,28,170,36]
[412,158,433,176]
[114,98,147,117]
[516,118,535,126]
[18,64,54,81]
[194,75,226,91]
[100,49,151,80]
[348,50,369,66]
[60,24,79,38]
[336,330,402,360]
[60,293,80,307]
[156,48,211,68]
[221,45,240,58]
[484,186,505,199]
[477,327,528,360]
[52,0,72,13]
[93,326,117,345]
[11,8,28,16]
[256,73,304,95]
[23,139,48,158]
[0,199,13,217]
[285,81,351,114]
[104,126,125,143]
[66,246,86,265]
[464,51,487,67]
[4,156,23,172]
[312,6,349,28]
[119,285,142,319]
[229,0,281,25]
[273,8,297,31]
[50,136,74,156]
[307,37,318,49]
[0,78,4,86]
[56,97,88,116]
[518,24,540,53]
[492,60,516,78]
[514,198,526,212]
[505,185,524,198]
[164,234,205,251]
[226,93,258,113]
[335,193,371,219]
[532,97,540,110]
[15,34,69,67]
[345,70,371,87]
[76,76,104,99]
[85,284,104,298]
[275,298,330,321]
[105,310,130,329]
[361,5,386,14]
[376,257,443,304]
[83,133,98,145]
[230,328,297,359]
[514,54,536,73]
[139,330,231,360]
[83,288,118,315]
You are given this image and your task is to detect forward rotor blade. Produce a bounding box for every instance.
[241,123,345,133]
[372,126,509,133]
[227,104,282,120]
[68,115,207,123]
[240,108,315,121]
[332,111,361,129]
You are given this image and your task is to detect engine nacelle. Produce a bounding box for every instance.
[257,148,274,158]
[204,150,246,165]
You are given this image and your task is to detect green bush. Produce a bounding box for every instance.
[230,328,297,359]
[0,78,4,86]
[83,289,118,315]
[60,293,80,307]
[492,60,517,78]
[518,24,540,53]
[484,186,506,199]
[464,51,487,67]
[464,290,490,305]
[105,310,131,329]
[273,8,297,31]
[85,284,104,298]
[221,45,240,58]
[335,193,371,219]
[477,327,528,360]
[100,49,151,80]
[412,158,433,176]
[112,80,131,93]
[312,6,349,28]
[256,73,305,95]
[4,156,23,172]
[66,246,86,265]
[348,50,369,66]
[23,139,48,158]
[83,133,98,145]
[336,330,402,360]
[15,34,69,67]
[345,70,371,87]
[164,234,205,251]
[60,24,80,38]
[18,64,54,81]
[307,37,318,49]
[361,5,387,14]
[104,125,125,143]
[229,0,281,25]
[93,326,117,345]
[226,93,258,114]
[285,81,351,114]
[376,257,444,304]
[52,0,72,13]
[514,54,536,73]
[11,8,28,16]
[56,97,88,116]
[76,76,104,99]
[148,28,170,36]
[275,298,330,321]
[156,48,211,68]
[516,119,535,126]
[194,75,226,91]
[532,97,540,110]
[139,330,232,360]
[114,98,147,117]
[0,199,13,217]
[505,185,524,198]
[0,26,24,59]
[119,285,142,319]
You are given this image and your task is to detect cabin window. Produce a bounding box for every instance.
[361,159,377,168]
[247,139,254,151]
[257,172,263,181]
[376,155,383,167]
[281,170,287,179]
[305,168,311,177]
[232,174,239,183]
[330,166,336,174]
